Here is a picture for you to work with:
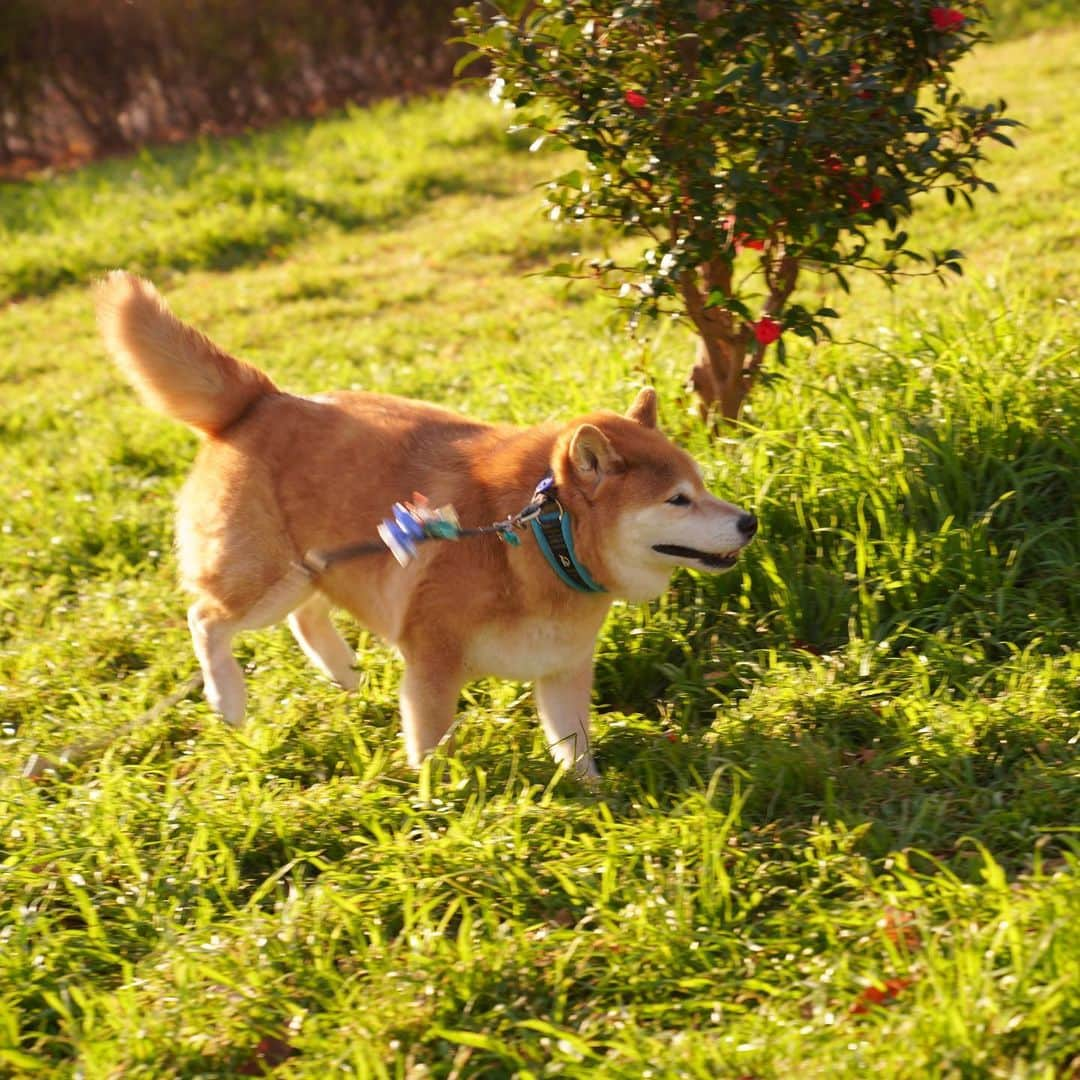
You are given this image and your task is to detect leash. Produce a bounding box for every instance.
[301,472,605,593]
[21,672,204,779]
[18,476,605,780]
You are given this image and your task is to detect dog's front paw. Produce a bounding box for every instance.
[572,754,601,787]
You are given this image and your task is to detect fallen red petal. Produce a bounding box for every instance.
[851,976,913,1014]
[236,1035,299,1075]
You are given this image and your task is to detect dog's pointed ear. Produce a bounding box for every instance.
[569,424,624,485]
[626,387,658,428]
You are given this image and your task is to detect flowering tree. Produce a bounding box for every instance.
[456,0,1017,421]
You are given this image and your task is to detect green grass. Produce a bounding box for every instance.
[985,0,1077,39]
[1,16,1078,1080]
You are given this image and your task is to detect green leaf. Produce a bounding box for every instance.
[432,1028,522,1058]
[0,1051,47,1072]
[453,49,487,78]
[517,1019,597,1058]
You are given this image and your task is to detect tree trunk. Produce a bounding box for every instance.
[681,254,799,425]
[689,330,751,423]
[681,261,754,423]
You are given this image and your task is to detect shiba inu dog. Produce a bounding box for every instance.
[96,272,757,779]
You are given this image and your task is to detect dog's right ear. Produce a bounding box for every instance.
[569,424,624,489]
[625,387,658,428]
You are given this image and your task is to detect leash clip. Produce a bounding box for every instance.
[517,471,559,525]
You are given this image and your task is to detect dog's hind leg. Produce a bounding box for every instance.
[188,602,246,725]
[188,565,315,726]
[288,592,359,690]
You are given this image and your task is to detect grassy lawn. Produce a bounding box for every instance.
[1,14,1078,1080]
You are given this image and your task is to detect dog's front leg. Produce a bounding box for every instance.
[399,653,464,769]
[535,662,599,782]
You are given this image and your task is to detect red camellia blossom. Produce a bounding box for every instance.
[625,90,648,110]
[752,317,782,346]
[847,181,883,211]
[930,7,966,30]
[721,214,765,252]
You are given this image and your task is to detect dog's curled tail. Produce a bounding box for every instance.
[95,271,278,436]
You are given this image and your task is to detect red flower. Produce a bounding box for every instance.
[625,90,648,110]
[930,7,966,30]
[721,214,765,253]
[752,317,781,346]
[847,181,883,211]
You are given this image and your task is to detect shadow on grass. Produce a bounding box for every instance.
[591,646,1078,877]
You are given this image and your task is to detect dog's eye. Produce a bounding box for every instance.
[666,493,692,507]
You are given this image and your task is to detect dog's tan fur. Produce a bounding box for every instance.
[96,271,756,777]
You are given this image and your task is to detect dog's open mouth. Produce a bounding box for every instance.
[652,543,740,570]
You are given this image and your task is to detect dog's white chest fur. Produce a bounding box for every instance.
[465,616,601,681]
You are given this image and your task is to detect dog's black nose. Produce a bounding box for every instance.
[737,513,758,537]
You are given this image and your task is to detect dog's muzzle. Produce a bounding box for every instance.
[652,512,757,570]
